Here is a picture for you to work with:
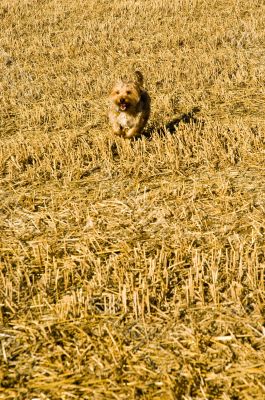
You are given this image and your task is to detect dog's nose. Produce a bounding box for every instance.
[120,97,125,103]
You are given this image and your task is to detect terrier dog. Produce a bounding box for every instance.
[108,71,151,138]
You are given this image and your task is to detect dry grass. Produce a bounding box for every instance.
[1,0,265,399]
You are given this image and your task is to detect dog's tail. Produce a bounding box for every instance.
[135,70,144,86]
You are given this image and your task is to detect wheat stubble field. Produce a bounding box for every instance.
[1,0,265,399]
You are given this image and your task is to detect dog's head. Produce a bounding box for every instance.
[110,78,142,112]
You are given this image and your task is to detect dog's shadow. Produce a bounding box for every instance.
[142,106,202,139]
[110,107,202,158]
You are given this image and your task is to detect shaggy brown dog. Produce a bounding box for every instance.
[108,71,151,138]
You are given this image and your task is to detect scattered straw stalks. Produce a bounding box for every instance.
[1,0,265,399]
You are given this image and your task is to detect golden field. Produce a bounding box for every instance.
[0,0,265,399]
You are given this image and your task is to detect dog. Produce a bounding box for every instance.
[108,71,151,139]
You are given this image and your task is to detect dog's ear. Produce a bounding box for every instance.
[134,71,144,87]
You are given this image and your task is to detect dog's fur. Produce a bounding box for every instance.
[108,71,151,138]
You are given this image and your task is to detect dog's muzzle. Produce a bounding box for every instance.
[119,99,129,111]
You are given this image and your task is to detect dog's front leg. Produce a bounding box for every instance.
[124,126,140,138]
[112,122,124,136]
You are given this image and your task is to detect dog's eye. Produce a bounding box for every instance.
[126,90,132,95]
[115,90,120,95]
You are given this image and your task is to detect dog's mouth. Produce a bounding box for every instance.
[118,99,130,111]
[119,103,128,111]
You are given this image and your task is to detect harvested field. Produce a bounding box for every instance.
[0,0,265,399]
